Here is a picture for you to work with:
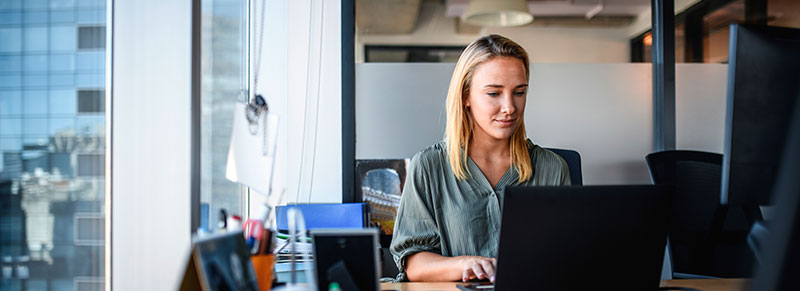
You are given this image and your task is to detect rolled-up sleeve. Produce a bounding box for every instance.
[390,154,441,281]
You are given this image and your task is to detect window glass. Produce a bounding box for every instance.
[0,3,106,289]
[50,26,76,52]
[50,0,76,9]
[50,53,75,72]
[49,90,77,115]
[75,73,103,87]
[0,28,22,53]
[77,26,105,49]
[24,11,48,24]
[23,90,48,116]
[0,91,22,115]
[0,118,22,136]
[0,55,22,73]
[77,10,105,24]
[0,74,23,88]
[0,0,22,10]
[23,54,48,72]
[24,27,48,52]
[50,10,76,23]
[23,74,47,88]
[0,12,22,25]
[23,0,48,9]
[200,0,249,232]
[50,73,76,87]
[77,90,104,113]
[76,51,104,71]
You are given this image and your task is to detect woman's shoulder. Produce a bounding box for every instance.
[526,139,568,169]
[410,141,448,167]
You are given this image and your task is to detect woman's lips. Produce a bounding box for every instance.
[495,119,515,126]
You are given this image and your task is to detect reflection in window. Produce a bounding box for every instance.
[0,1,107,289]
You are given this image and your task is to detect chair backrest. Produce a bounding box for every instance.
[646,150,755,277]
[275,203,369,231]
[547,148,583,186]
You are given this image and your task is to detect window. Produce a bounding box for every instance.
[0,1,107,289]
[77,26,106,50]
[200,0,249,232]
[77,90,104,113]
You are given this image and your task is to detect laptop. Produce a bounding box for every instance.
[460,185,671,291]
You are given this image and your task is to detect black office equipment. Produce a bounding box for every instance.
[750,90,800,291]
[646,150,754,278]
[721,24,800,207]
[546,148,583,186]
[310,229,380,291]
[488,185,671,291]
[180,231,259,291]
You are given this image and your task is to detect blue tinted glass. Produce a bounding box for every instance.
[24,118,48,135]
[21,136,48,147]
[49,118,74,135]
[76,73,103,87]
[50,26,76,52]
[0,138,22,151]
[24,27,48,51]
[76,115,104,135]
[77,9,104,24]
[23,74,47,87]
[0,28,22,53]
[0,74,22,88]
[76,51,103,71]
[77,0,104,8]
[0,12,22,25]
[50,0,76,9]
[50,53,75,71]
[50,74,76,87]
[23,90,47,115]
[24,11,48,24]
[50,10,75,23]
[23,54,48,72]
[1,118,22,135]
[0,91,22,115]
[0,55,22,73]
[24,0,47,9]
[49,90,77,115]
[0,0,22,10]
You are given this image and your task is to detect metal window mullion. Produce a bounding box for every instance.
[651,0,676,152]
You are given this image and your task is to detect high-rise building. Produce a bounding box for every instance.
[0,0,107,289]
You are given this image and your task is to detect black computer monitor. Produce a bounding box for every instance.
[750,89,800,291]
[721,24,800,206]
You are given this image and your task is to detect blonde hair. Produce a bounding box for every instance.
[445,34,532,183]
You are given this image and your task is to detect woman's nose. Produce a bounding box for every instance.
[501,95,516,114]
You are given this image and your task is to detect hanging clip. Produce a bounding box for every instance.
[244,94,271,156]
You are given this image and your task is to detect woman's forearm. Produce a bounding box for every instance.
[405,252,465,282]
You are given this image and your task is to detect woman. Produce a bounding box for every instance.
[389,34,571,283]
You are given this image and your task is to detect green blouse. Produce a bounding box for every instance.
[389,139,571,281]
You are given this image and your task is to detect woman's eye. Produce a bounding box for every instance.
[514,91,526,96]
[487,92,500,97]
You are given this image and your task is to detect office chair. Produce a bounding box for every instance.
[547,148,583,186]
[646,150,756,278]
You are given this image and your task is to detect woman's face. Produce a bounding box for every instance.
[466,56,528,143]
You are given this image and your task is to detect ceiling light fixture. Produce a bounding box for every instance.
[462,0,534,27]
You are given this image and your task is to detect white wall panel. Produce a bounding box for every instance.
[356,63,729,185]
[112,0,192,289]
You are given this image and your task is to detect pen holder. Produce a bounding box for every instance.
[252,254,275,291]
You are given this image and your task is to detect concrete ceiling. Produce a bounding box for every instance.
[445,0,650,18]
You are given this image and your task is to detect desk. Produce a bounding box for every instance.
[380,279,749,291]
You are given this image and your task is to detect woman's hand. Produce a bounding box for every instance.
[405,252,497,282]
[458,256,497,283]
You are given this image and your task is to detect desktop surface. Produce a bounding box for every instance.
[379,279,748,291]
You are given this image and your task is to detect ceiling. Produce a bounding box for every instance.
[356,0,652,34]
